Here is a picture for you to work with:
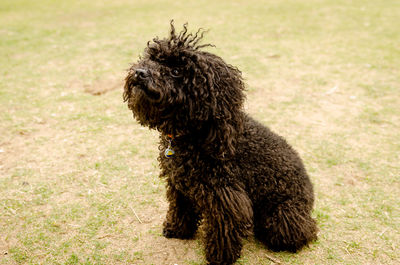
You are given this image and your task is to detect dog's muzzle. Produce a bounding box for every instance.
[128,68,161,100]
[134,68,150,82]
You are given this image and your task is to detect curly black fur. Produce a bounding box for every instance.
[124,21,317,265]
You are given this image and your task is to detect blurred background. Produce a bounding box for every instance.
[1,0,399,264]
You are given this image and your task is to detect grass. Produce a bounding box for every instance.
[1,0,399,264]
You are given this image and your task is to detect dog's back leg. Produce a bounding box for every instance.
[254,200,317,252]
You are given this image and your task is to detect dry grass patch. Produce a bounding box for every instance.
[1,0,399,264]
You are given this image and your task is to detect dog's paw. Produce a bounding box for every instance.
[162,226,177,238]
[162,224,195,239]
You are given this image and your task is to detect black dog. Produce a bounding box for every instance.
[124,22,317,265]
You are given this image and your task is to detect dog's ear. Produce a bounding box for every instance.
[203,116,243,159]
[187,52,245,158]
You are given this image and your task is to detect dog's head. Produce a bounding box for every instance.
[124,21,245,156]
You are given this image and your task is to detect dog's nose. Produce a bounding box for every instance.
[135,68,149,80]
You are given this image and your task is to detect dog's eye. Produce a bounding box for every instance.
[170,68,181,78]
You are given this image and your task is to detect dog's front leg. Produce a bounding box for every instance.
[203,186,253,265]
[162,183,200,239]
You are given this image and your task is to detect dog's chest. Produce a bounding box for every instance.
[161,153,198,190]
[159,143,210,196]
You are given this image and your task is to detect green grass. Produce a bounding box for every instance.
[1,0,399,264]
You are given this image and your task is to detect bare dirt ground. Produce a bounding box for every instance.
[1,0,399,264]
